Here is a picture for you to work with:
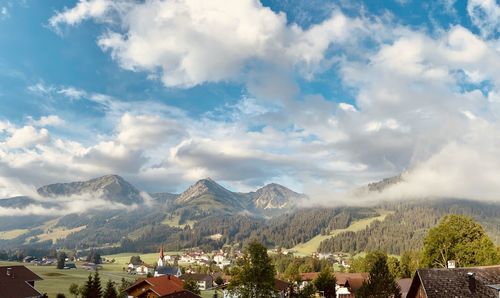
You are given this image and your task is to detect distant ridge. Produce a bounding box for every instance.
[36,174,144,205]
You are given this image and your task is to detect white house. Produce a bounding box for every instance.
[180,273,213,290]
[213,254,231,269]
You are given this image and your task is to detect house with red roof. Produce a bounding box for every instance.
[0,265,44,298]
[299,272,368,298]
[125,274,202,298]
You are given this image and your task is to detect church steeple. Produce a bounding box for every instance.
[159,244,165,259]
[158,244,165,267]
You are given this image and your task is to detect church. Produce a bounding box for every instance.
[155,245,182,277]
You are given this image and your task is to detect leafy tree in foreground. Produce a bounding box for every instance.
[313,268,336,298]
[183,277,201,294]
[229,240,276,298]
[356,253,401,298]
[56,294,66,298]
[103,279,118,298]
[399,251,421,278]
[295,283,315,298]
[422,214,498,268]
[69,283,80,298]
[215,276,224,286]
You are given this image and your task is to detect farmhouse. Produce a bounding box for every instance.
[407,265,500,298]
[125,274,201,298]
[299,272,368,298]
[221,279,291,298]
[180,273,213,290]
[0,265,43,298]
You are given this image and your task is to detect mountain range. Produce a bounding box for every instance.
[1,174,499,257]
[23,174,308,216]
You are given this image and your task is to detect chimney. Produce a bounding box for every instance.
[467,272,476,293]
[447,260,456,269]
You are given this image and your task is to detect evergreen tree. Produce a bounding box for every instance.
[103,280,118,298]
[118,278,134,298]
[91,271,103,298]
[356,253,401,298]
[229,240,276,298]
[422,214,498,268]
[183,277,201,294]
[57,252,67,269]
[313,268,336,298]
[87,251,102,264]
[80,274,93,298]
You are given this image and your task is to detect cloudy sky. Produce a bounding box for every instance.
[1,0,500,201]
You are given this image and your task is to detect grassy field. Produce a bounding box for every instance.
[161,214,197,228]
[0,261,135,298]
[291,210,393,255]
[22,219,87,244]
[104,252,163,266]
[0,229,29,240]
[0,251,202,297]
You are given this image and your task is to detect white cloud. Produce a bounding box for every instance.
[4,126,50,148]
[51,0,365,88]
[117,113,185,149]
[48,0,116,30]
[467,0,500,38]
[12,0,500,205]
[57,86,87,100]
[1,7,9,19]
[27,82,55,95]
[31,115,65,127]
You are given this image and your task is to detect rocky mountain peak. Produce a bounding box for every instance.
[253,183,307,210]
[176,178,235,203]
[36,174,143,205]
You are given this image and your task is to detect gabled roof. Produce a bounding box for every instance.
[159,290,202,298]
[300,272,319,281]
[126,274,184,296]
[335,273,368,291]
[0,265,43,298]
[274,279,290,291]
[157,266,181,275]
[180,273,213,282]
[397,278,412,297]
[299,272,368,291]
[407,265,500,298]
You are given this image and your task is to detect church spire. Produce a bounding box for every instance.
[159,244,165,260]
[158,244,165,267]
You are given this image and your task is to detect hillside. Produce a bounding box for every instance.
[0,175,308,251]
[318,199,500,255]
[37,174,144,205]
[1,174,500,256]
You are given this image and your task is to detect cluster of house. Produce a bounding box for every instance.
[127,246,233,276]
[310,252,351,269]
[4,248,500,298]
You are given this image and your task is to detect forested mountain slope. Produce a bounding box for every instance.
[318,199,500,255]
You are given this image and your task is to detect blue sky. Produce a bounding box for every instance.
[2,0,500,203]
